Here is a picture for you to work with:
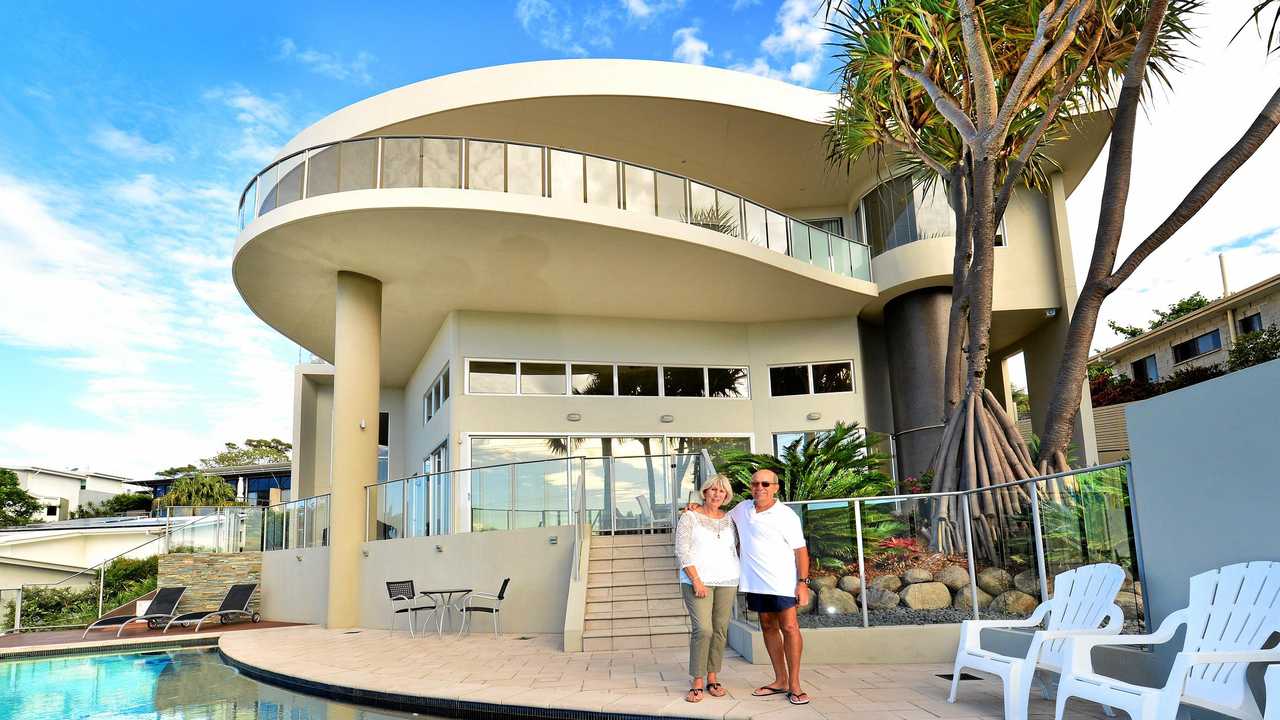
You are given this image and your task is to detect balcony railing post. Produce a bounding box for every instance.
[13,588,21,632]
[508,463,517,531]
[1028,479,1051,602]
[854,500,869,629]
[962,498,980,621]
[97,566,105,617]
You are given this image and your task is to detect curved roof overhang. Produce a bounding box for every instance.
[233,190,879,385]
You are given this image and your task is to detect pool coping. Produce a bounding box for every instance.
[0,634,220,661]
[219,646,702,720]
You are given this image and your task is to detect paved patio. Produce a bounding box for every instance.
[0,620,300,658]
[220,626,1120,720]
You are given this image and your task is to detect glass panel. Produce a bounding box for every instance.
[572,364,614,395]
[809,228,832,271]
[850,241,872,281]
[831,236,853,277]
[406,475,428,537]
[422,138,461,188]
[655,172,686,221]
[468,361,516,394]
[470,437,563,533]
[467,140,505,191]
[863,176,917,256]
[916,182,956,240]
[520,361,567,395]
[507,143,543,196]
[264,506,284,550]
[368,481,404,541]
[276,153,305,206]
[441,368,450,400]
[744,202,767,246]
[306,144,339,197]
[257,163,279,216]
[239,177,257,228]
[860,496,970,626]
[339,139,377,191]
[514,459,571,528]
[585,156,618,207]
[610,453,670,532]
[790,220,811,262]
[971,484,1040,622]
[707,368,749,398]
[813,361,853,393]
[790,499,861,627]
[663,366,705,397]
[549,149,584,202]
[688,182,718,230]
[623,164,656,214]
[770,365,810,396]
[315,495,329,547]
[716,191,742,238]
[381,137,421,188]
[766,210,789,254]
[617,365,659,396]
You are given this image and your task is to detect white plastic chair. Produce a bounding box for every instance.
[1055,561,1280,720]
[949,563,1126,720]
[1266,666,1280,720]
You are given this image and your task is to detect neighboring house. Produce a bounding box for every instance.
[233,60,1111,623]
[137,462,292,508]
[0,466,149,522]
[0,516,175,589]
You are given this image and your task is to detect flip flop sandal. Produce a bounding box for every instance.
[707,682,727,697]
[685,688,705,703]
[752,686,788,697]
[788,692,811,705]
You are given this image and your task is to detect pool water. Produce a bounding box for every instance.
[0,647,435,720]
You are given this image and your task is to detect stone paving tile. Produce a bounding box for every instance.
[219,626,1121,720]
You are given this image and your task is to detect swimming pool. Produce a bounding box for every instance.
[0,647,431,720]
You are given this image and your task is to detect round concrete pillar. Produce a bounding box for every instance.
[327,271,382,628]
[883,288,950,482]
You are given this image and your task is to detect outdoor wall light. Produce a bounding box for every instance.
[295,554,303,562]
[548,536,558,545]
[566,412,582,422]
[359,419,367,429]
[806,412,822,421]
[361,550,369,558]
[435,545,443,553]
[660,414,674,423]
[1045,308,1059,318]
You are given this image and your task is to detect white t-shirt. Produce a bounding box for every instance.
[730,499,806,596]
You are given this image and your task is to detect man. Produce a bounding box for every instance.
[727,468,811,705]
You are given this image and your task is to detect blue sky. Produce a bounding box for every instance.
[1,1,1277,478]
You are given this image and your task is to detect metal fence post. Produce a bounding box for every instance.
[854,500,869,629]
[13,588,21,632]
[962,498,980,621]
[1028,480,1051,602]
[97,566,105,617]
[508,464,517,531]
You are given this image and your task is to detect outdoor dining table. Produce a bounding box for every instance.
[417,588,472,636]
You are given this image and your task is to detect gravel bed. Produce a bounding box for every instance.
[786,610,1148,632]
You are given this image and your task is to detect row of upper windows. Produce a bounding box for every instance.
[1128,312,1263,382]
[422,367,450,425]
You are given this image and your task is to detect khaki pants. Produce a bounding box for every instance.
[681,584,736,677]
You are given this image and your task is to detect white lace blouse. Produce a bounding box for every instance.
[674,510,740,587]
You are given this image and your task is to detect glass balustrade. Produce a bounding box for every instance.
[261,494,331,551]
[238,136,873,282]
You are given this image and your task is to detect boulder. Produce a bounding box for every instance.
[903,568,934,584]
[977,567,1013,596]
[1014,569,1049,597]
[796,586,816,614]
[900,582,951,610]
[870,575,903,593]
[812,575,838,590]
[989,590,1039,615]
[817,586,859,615]
[952,584,993,610]
[862,587,901,610]
[838,575,862,595]
[936,565,971,591]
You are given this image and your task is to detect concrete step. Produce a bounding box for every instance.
[589,532,673,548]
[586,556,677,573]
[588,543,674,561]
[585,583,682,603]
[586,568,680,589]
[581,630,689,652]
[582,622,691,639]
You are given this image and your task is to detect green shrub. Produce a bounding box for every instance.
[2,555,158,630]
[1228,324,1280,371]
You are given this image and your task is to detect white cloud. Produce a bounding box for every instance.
[90,126,175,163]
[672,26,710,65]
[728,0,829,86]
[276,38,375,84]
[732,0,761,9]
[203,85,290,165]
[516,0,588,56]
[620,0,684,25]
[1065,9,1280,352]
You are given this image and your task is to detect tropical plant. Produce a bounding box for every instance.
[716,422,892,502]
[1227,324,1280,371]
[1035,466,1136,571]
[684,205,739,236]
[0,469,42,527]
[152,473,238,508]
[1,556,158,631]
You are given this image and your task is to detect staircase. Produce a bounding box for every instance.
[581,531,690,651]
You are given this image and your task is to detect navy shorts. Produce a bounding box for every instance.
[744,592,798,613]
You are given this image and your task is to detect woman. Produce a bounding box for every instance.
[674,473,739,703]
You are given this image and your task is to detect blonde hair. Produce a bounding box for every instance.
[699,473,734,499]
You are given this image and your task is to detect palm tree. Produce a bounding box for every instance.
[153,473,238,508]
[716,422,892,502]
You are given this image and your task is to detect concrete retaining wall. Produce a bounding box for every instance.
[157,551,261,615]
[727,619,960,665]
[261,546,330,624]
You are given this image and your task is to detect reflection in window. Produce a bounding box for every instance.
[471,437,567,532]
[744,203,767,247]
[813,361,854,393]
[623,165,656,215]
[572,364,614,395]
[468,361,517,394]
[1131,355,1158,384]
[663,367,705,397]
[467,141,505,192]
[1171,329,1222,363]
[549,150,584,202]
[377,412,391,484]
[770,365,810,396]
[422,139,461,188]
[808,229,831,271]
[339,139,378,191]
[1239,312,1263,335]
[861,176,956,256]
[381,138,421,188]
[766,210,789,255]
[520,362,566,395]
[716,191,742,238]
[809,217,845,236]
[617,365,659,396]
[707,368,749,398]
[507,144,543,196]
[585,156,618,207]
[655,172,686,221]
[790,220,811,262]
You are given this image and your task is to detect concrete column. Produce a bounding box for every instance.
[883,288,950,481]
[327,271,382,628]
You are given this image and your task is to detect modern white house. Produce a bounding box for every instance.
[233,59,1110,634]
[0,466,149,523]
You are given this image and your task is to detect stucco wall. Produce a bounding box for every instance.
[261,546,330,624]
[358,525,573,634]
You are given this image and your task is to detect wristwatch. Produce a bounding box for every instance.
[798,578,812,587]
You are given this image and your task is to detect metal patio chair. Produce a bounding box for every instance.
[83,586,187,638]
[386,579,437,638]
[163,583,261,633]
[461,578,510,636]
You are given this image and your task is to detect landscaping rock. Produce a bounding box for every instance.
[797,586,816,614]
[870,575,903,593]
[812,575,838,590]
[989,590,1038,615]
[862,587,901,610]
[952,585,993,610]
[977,568,1013,596]
[838,575,862,595]
[1014,569,1049,597]
[817,586,859,615]
[745,610,759,623]
[903,568,933,584]
[900,582,951,610]
[936,565,971,591]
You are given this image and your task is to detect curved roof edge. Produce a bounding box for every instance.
[275,59,837,160]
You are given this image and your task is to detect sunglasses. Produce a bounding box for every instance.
[749,481,775,488]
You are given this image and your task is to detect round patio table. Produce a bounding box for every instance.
[418,588,472,636]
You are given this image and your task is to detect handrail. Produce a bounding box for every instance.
[367,456,591,489]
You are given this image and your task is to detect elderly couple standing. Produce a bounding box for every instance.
[674,468,811,705]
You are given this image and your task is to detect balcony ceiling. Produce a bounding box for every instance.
[233,189,878,385]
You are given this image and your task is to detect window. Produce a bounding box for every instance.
[663,367,705,397]
[770,361,856,396]
[809,217,844,236]
[466,359,748,398]
[707,367,749,398]
[423,366,450,424]
[46,505,57,517]
[1239,312,1263,335]
[1171,329,1222,364]
[377,412,390,484]
[521,362,567,395]
[1131,355,1158,384]
[572,364,614,395]
[617,365,660,396]
[467,361,517,394]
